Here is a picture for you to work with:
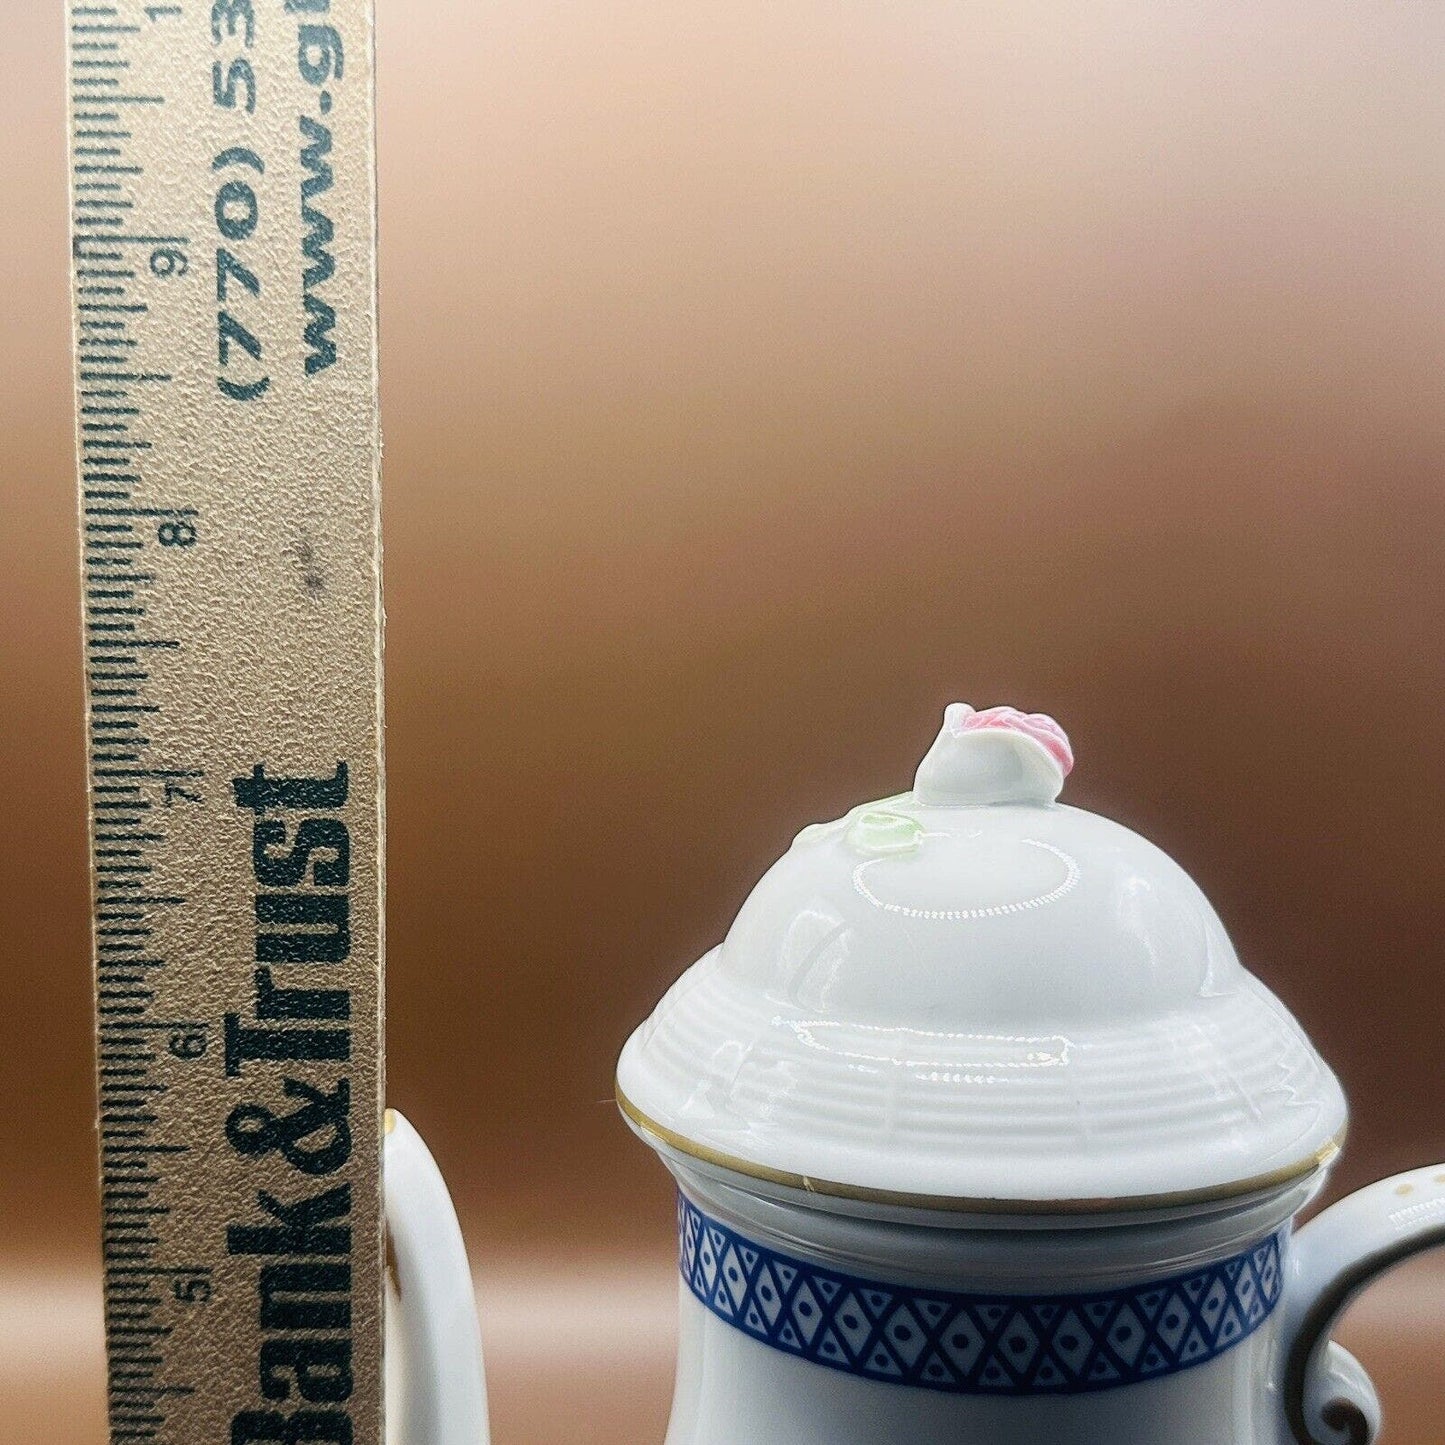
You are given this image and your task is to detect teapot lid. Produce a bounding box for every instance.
[616,704,1346,1213]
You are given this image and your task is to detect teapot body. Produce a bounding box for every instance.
[607,704,1393,1445]
[669,1310,1284,1445]
[661,1156,1311,1445]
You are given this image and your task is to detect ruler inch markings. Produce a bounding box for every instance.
[67,3,384,1442]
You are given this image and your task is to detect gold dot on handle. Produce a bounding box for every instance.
[1396,1183,1415,1196]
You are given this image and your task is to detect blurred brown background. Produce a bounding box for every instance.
[3,1,1444,1440]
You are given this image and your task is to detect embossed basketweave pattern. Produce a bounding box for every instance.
[679,1196,1284,1395]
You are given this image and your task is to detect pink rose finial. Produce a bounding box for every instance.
[917,703,1073,805]
[956,705,1074,777]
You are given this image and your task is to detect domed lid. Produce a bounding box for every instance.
[616,704,1346,1213]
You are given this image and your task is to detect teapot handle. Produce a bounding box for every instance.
[1283,1162,1445,1445]
[383,1109,491,1445]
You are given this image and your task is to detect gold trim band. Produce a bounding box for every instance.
[616,1085,1344,1217]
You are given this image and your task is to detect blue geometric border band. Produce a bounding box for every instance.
[678,1194,1283,1395]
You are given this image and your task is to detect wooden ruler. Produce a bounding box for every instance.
[65,3,384,1441]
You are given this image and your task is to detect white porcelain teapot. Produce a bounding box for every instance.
[382,705,1445,1444]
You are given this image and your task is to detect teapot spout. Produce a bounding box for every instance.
[384,1110,491,1445]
